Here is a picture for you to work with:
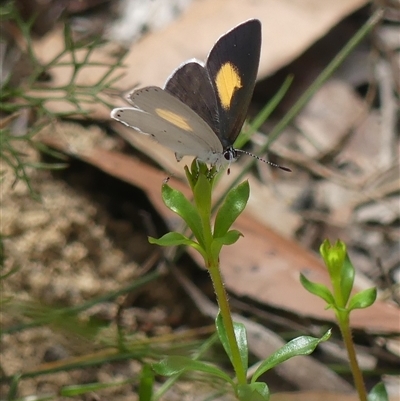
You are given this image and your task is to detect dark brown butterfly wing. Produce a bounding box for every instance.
[165,61,219,137]
[206,19,261,148]
[164,19,261,150]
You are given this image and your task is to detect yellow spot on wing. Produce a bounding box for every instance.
[156,109,193,131]
[215,63,242,110]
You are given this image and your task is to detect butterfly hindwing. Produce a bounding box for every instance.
[165,61,219,137]
[112,87,222,161]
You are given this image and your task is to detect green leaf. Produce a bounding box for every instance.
[153,356,233,384]
[368,382,389,401]
[215,313,248,372]
[149,232,193,247]
[193,170,212,218]
[300,274,335,305]
[216,313,232,363]
[149,232,206,259]
[185,160,215,191]
[161,184,204,246]
[217,230,243,245]
[63,23,74,50]
[251,331,331,383]
[184,161,198,191]
[7,374,20,401]
[210,230,242,261]
[214,181,249,238]
[237,383,270,401]
[234,322,249,373]
[340,252,355,306]
[320,239,346,277]
[138,364,154,401]
[60,380,131,396]
[348,287,377,310]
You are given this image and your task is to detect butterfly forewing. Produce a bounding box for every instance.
[206,19,261,148]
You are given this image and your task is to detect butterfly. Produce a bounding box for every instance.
[111,19,290,172]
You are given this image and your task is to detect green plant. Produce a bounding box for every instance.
[301,240,387,401]
[145,10,386,399]
[1,5,387,400]
[0,1,124,192]
[149,160,330,400]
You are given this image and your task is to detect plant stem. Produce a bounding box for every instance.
[207,259,247,385]
[338,313,367,401]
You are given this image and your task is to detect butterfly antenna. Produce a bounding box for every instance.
[235,149,292,172]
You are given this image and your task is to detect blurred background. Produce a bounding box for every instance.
[1,1,399,400]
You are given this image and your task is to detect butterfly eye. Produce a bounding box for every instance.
[223,148,238,161]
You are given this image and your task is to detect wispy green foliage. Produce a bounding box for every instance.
[0,1,124,190]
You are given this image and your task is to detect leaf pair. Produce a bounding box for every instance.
[149,162,249,266]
